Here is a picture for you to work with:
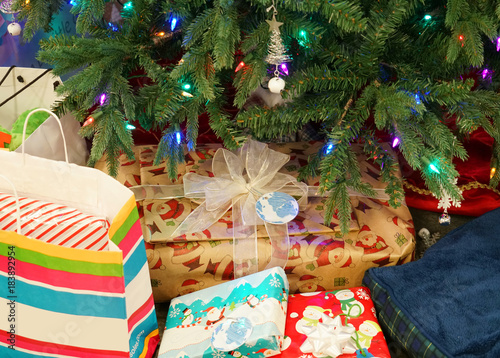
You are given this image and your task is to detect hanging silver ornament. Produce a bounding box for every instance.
[0,0,18,14]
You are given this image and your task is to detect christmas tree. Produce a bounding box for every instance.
[9,0,500,233]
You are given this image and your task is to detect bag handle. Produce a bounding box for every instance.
[0,174,21,234]
[22,108,69,164]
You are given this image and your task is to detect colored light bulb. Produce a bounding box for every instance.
[496,37,500,52]
[424,14,431,21]
[491,167,496,179]
[280,63,289,76]
[482,69,489,79]
[83,116,94,127]
[156,31,165,37]
[176,132,182,144]
[108,22,119,32]
[69,0,77,5]
[300,30,306,38]
[126,123,136,130]
[235,61,245,73]
[171,17,178,31]
[392,137,400,147]
[99,93,107,105]
[123,2,133,10]
[414,93,421,105]
[182,83,191,90]
[181,91,193,98]
[325,143,334,155]
[429,163,440,173]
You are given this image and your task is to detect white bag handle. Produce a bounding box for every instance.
[0,174,21,234]
[22,108,69,164]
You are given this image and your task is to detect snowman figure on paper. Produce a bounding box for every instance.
[244,294,268,308]
[335,290,364,317]
[357,320,382,349]
[295,306,334,334]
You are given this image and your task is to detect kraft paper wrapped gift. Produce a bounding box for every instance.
[95,141,416,302]
[158,267,288,358]
[276,287,390,358]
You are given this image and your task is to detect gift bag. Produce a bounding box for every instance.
[0,109,160,357]
[0,66,88,165]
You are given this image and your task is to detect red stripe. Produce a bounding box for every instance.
[96,239,110,251]
[71,226,102,249]
[0,256,125,293]
[84,232,109,251]
[40,213,82,243]
[128,293,155,332]
[144,332,161,358]
[58,223,90,247]
[0,330,129,357]
[19,202,56,230]
[24,209,77,238]
[119,220,143,258]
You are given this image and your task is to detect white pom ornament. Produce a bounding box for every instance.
[268,76,285,93]
[8,22,21,36]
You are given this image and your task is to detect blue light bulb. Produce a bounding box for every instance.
[171,17,178,31]
[325,143,334,155]
[176,132,182,144]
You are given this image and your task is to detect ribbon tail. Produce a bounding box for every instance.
[169,200,232,239]
[232,197,259,278]
[264,222,289,272]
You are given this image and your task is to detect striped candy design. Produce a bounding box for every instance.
[0,196,160,357]
[0,193,110,251]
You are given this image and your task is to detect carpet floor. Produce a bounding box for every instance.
[151,207,476,358]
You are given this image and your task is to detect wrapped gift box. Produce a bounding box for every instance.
[277,287,390,358]
[96,141,416,302]
[158,267,289,358]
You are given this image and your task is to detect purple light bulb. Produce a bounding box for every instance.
[392,137,400,147]
[280,63,289,76]
[482,69,489,79]
[497,37,500,52]
[99,93,107,105]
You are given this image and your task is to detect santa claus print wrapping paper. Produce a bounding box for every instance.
[276,287,390,358]
[95,141,416,302]
[158,267,289,358]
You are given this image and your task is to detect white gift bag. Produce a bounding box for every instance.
[0,66,88,165]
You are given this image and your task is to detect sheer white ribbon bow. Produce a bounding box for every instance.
[169,139,308,278]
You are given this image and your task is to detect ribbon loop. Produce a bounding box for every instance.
[170,139,308,278]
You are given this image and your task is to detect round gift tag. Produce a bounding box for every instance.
[256,191,299,224]
[211,317,253,352]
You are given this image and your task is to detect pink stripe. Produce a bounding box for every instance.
[0,330,129,357]
[127,293,155,332]
[0,255,124,293]
[119,220,142,258]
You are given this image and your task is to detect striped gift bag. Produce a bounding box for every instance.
[0,111,160,357]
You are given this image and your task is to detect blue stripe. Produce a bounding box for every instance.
[129,311,158,358]
[0,345,57,357]
[1,276,127,319]
[123,244,147,286]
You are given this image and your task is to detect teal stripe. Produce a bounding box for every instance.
[124,242,147,286]
[1,276,126,319]
[0,345,57,357]
[129,311,158,358]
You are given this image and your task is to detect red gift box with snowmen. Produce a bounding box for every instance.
[277,287,390,358]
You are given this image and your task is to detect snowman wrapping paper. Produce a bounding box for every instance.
[275,287,390,358]
[158,267,289,358]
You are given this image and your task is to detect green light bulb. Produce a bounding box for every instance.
[123,2,133,10]
[429,164,440,173]
[183,83,191,90]
[424,14,431,21]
